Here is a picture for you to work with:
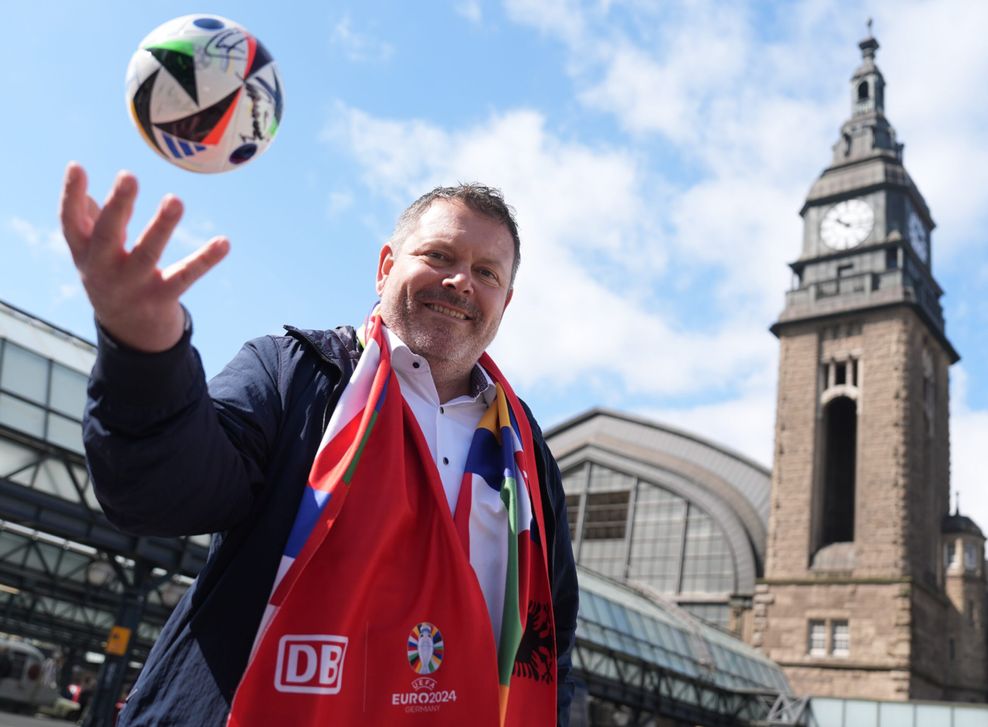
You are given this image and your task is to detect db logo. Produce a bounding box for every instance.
[275,634,349,694]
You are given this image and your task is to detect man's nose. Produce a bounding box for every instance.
[442,268,473,295]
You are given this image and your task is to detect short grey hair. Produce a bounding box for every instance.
[389,183,521,287]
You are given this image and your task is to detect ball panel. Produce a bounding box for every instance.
[147,68,202,123]
[246,64,285,134]
[229,143,257,165]
[154,87,241,144]
[145,39,197,56]
[200,89,243,146]
[193,17,226,30]
[130,70,165,157]
[151,127,224,173]
[147,47,198,105]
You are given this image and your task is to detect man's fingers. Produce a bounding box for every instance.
[161,237,230,297]
[59,162,94,260]
[129,195,184,271]
[88,171,139,266]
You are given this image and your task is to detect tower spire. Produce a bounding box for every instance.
[852,22,883,117]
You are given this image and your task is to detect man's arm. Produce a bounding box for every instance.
[85,320,284,536]
[60,162,268,535]
[543,445,578,727]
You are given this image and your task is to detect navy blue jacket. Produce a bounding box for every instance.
[85,321,578,726]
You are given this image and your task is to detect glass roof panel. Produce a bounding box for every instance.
[575,565,790,697]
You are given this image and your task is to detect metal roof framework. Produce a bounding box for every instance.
[572,567,807,727]
[0,421,207,659]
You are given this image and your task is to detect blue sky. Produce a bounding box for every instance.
[3,1,987,530]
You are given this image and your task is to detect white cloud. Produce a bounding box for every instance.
[644,382,777,470]
[503,0,586,46]
[323,105,773,400]
[455,0,484,24]
[873,1,988,264]
[54,283,81,304]
[8,216,85,309]
[8,217,67,259]
[500,1,855,325]
[581,17,751,142]
[171,219,217,252]
[331,15,394,63]
[950,367,988,536]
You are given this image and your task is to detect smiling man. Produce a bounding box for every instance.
[61,166,578,727]
[376,192,516,402]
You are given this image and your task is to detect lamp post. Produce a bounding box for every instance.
[81,558,150,727]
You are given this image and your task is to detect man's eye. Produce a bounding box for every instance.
[425,251,446,260]
[478,268,498,280]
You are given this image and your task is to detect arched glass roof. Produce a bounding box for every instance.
[573,565,791,725]
[547,409,771,607]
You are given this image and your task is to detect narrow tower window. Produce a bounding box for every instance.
[808,620,826,656]
[831,620,850,656]
[964,543,978,572]
[857,81,869,102]
[922,348,935,437]
[822,396,857,544]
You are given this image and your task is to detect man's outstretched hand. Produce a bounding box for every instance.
[59,162,230,352]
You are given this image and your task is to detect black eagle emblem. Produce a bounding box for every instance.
[512,600,555,683]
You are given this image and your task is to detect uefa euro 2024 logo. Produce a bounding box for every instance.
[407,622,444,675]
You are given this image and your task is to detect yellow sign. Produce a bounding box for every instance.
[105,625,132,656]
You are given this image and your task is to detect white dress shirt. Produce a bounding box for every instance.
[385,328,496,512]
[384,329,508,642]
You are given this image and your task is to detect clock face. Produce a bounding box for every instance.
[820,199,875,250]
[908,209,929,263]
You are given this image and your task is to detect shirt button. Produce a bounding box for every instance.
[440,407,445,414]
[412,361,420,369]
[442,457,449,465]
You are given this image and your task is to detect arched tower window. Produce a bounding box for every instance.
[821,396,857,545]
[857,81,870,102]
[922,348,935,437]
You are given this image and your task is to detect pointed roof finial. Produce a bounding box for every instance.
[860,18,879,60]
[954,490,961,516]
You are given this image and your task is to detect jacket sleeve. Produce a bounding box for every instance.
[545,440,579,727]
[84,319,284,536]
[522,406,579,727]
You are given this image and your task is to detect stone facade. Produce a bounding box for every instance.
[753,307,963,699]
[751,32,987,703]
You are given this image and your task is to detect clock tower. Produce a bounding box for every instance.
[751,30,986,701]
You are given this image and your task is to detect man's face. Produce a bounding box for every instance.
[376,199,514,373]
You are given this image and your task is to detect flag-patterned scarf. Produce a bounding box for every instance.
[228,312,556,726]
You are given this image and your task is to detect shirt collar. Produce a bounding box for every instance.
[383,327,496,406]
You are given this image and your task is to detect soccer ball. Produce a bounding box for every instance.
[125,15,284,173]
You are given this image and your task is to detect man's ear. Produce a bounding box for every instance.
[375,244,395,295]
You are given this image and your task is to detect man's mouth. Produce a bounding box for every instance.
[424,302,470,321]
